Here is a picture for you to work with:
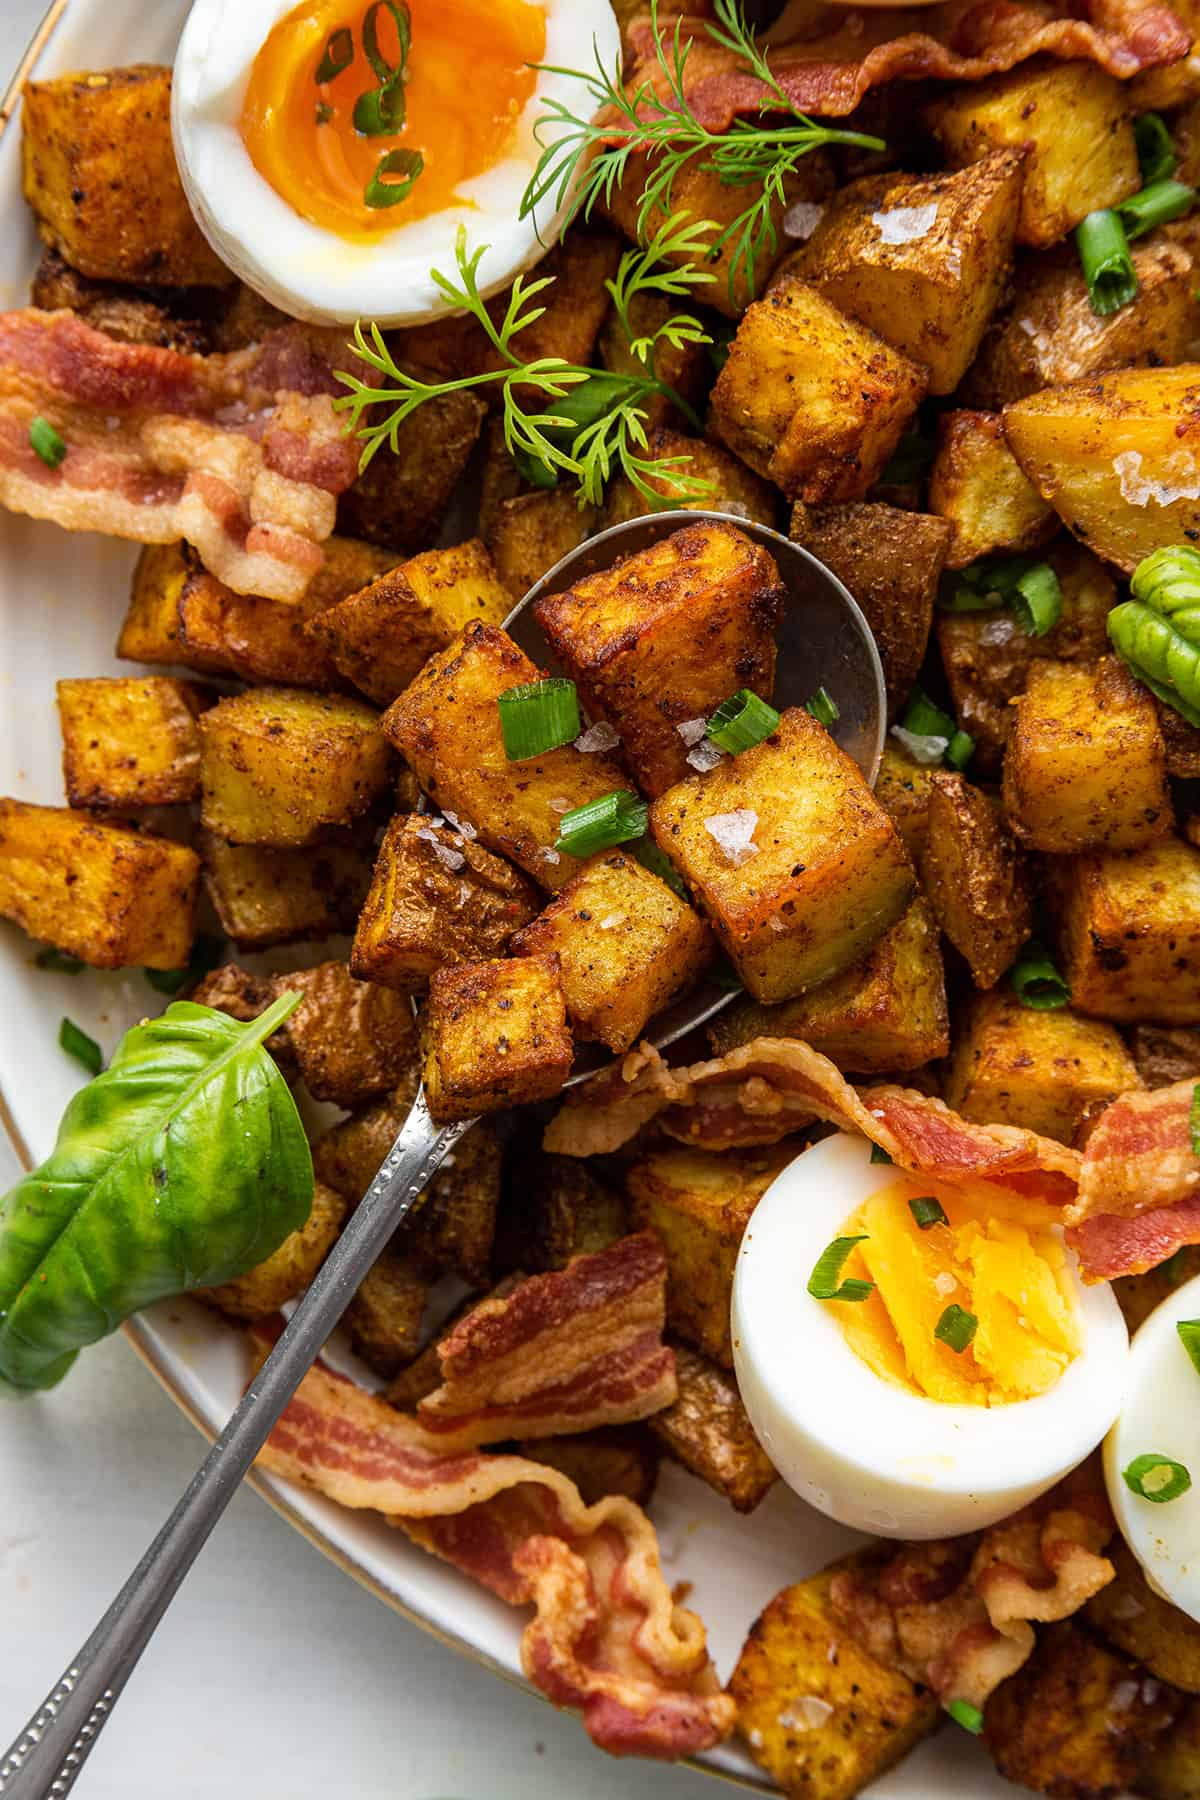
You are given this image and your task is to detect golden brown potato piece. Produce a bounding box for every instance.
[709,278,926,501]
[337,386,486,553]
[920,771,1033,990]
[57,675,211,809]
[200,1182,347,1322]
[199,827,373,951]
[1049,837,1200,1023]
[1088,1541,1200,1693]
[351,813,540,992]
[1129,1024,1200,1091]
[649,1342,777,1513]
[29,245,213,353]
[343,1250,434,1378]
[874,740,940,862]
[21,65,230,285]
[423,955,573,1123]
[533,519,785,796]
[1132,0,1200,107]
[729,1557,940,1800]
[381,622,627,891]
[0,798,198,970]
[789,502,950,715]
[1142,1695,1200,1800]
[308,540,512,707]
[602,428,779,531]
[926,61,1140,248]
[198,689,393,849]
[928,409,1056,568]
[1003,657,1173,853]
[649,707,915,1002]
[710,898,948,1074]
[486,490,595,603]
[598,290,710,433]
[492,1148,628,1275]
[1113,1245,1200,1333]
[1158,702,1200,779]
[516,1426,660,1509]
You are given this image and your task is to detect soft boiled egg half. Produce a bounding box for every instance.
[172,0,620,324]
[732,1132,1128,1539]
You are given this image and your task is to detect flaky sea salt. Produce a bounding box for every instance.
[575,720,621,753]
[1110,1680,1140,1714]
[705,808,759,865]
[783,199,825,241]
[779,1697,834,1732]
[1114,448,1200,507]
[542,847,561,865]
[416,824,465,871]
[599,913,625,930]
[720,499,752,520]
[871,202,939,244]
[934,1272,957,1298]
[548,796,572,814]
[890,724,949,765]
[687,739,725,773]
[676,717,708,747]
[441,808,476,840]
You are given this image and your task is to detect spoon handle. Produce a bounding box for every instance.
[0,1090,469,1800]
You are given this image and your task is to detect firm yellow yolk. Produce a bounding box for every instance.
[837,1180,1080,1406]
[240,0,546,240]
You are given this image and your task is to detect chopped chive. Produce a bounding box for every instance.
[1011,563,1063,638]
[945,728,974,772]
[939,581,1000,614]
[29,416,66,469]
[59,1016,102,1076]
[355,82,407,137]
[498,679,580,761]
[35,946,84,973]
[900,687,955,741]
[315,25,354,83]
[1009,941,1071,1011]
[355,0,411,135]
[634,837,689,900]
[951,557,1061,637]
[808,1234,874,1303]
[1135,113,1176,187]
[1177,1319,1200,1376]
[555,790,647,858]
[143,932,224,997]
[707,690,781,754]
[364,147,424,209]
[363,0,410,83]
[1191,1083,1200,1159]
[935,1303,977,1353]
[870,1143,893,1165]
[1122,1453,1192,1503]
[805,687,840,730]
[1117,178,1196,241]
[945,1700,984,1735]
[909,1196,948,1230]
[1075,209,1137,316]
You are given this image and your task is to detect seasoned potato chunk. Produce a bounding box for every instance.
[511,849,713,1053]
[649,708,915,1002]
[1088,1540,1200,1692]
[1130,1024,1200,1091]
[1159,702,1200,779]
[945,990,1142,1144]
[198,688,393,848]
[920,771,1033,989]
[926,61,1140,247]
[1143,1697,1200,1800]
[729,1557,940,1800]
[486,490,595,603]
[649,1342,777,1513]
[493,1147,628,1274]
[1132,0,1200,108]
[199,827,373,950]
[874,740,940,862]
[517,1426,660,1509]
[344,1250,433,1377]
[381,622,627,890]
[708,278,926,502]
[928,409,1056,567]
[0,798,198,970]
[21,65,230,285]
[30,245,212,353]
[423,955,573,1123]
[1049,836,1200,1023]
[308,540,512,706]
[200,1182,346,1322]
[602,428,779,530]
[57,675,210,809]
[533,520,785,796]
[1003,657,1173,852]
[1115,1245,1200,1332]
[337,387,485,553]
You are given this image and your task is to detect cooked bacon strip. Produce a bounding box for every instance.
[0,310,359,602]
[542,1042,681,1157]
[1065,1079,1200,1277]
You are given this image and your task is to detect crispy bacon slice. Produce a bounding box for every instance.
[0,310,359,602]
[1066,1078,1200,1277]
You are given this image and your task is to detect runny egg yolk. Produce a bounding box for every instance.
[240,0,546,239]
[836,1180,1080,1406]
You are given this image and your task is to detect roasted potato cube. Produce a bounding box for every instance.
[21,65,230,286]
[945,990,1142,1144]
[381,623,627,890]
[423,955,573,1123]
[57,675,210,809]
[337,386,485,553]
[1132,0,1200,108]
[1088,1540,1200,1692]
[30,245,213,353]
[926,61,1140,248]
[1159,702,1200,779]
[729,1557,940,1800]
[198,688,393,848]
[709,898,948,1074]
[308,539,511,706]
[928,409,1056,568]
[708,278,926,501]
[598,290,710,432]
[344,1250,434,1378]
[493,1146,627,1274]
[117,542,192,667]
[351,812,539,992]
[874,739,940,862]
[1115,1245,1200,1332]
[200,1182,346,1322]
[602,428,779,531]
[511,850,713,1053]
[649,707,915,1002]
[1143,1697,1200,1800]
[1050,837,1200,1023]
[517,1426,660,1508]
[0,798,198,970]
[650,1342,776,1513]
[1130,1024,1200,1091]
[533,519,785,796]
[1003,656,1173,852]
[199,827,373,950]
[486,490,596,603]
[788,502,950,715]
[920,771,1033,990]
[789,151,1024,394]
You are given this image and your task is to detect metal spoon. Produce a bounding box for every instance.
[0,510,884,1798]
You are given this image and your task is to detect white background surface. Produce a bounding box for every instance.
[0,7,713,1795]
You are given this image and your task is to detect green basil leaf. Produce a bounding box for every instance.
[0,996,313,1395]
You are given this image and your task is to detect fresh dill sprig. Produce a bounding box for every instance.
[521,0,885,308]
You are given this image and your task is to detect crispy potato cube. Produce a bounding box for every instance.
[492,1146,628,1274]
[790,151,1024,394]
[1003,656,1173,852]
[423,955,573,1123]
[1050,836,1200,1022]
[30,245,212,353]
[200,1182,346,1322]
[486,490,596,604]
[649,1342,776,1513]
[344,1250,433,1377]
[381,622,627,890]
[57,675,210,809]
[602,428,779,531]
[920,771,1033,989]
[533,520,785,797]
[199,827,373,951]
[789,502,949,715]
[118,542,192,666]
[1176,94,1200,189]
[510,849,714,1053]
[0,798,198,969]
[928,409,1056,567]
[709,898,948,1074]
[308,539,512,707]
[945,990,1142,1144]
[1088,1540,1200,1692]
[517,1426,660,1509]
[729,1557,940,1800]
[709,278,926,501]
[21,65,230,286]
[351,812,540,992]
[337,386,485,553]
[1143,1697,1200,1800]
[1115,1244,1200,1332]
[198,688,393,848]
[649,708,915,1002]
[874,740,940,862]
[1129,1024,1200,1091]
[598,291,710,432]
[1159,701,1200,779]
[926,61,1140,248]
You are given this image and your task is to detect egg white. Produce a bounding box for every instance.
[732,1132,1129,1539]
[171,0,621,325]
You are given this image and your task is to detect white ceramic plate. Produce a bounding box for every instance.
[0,7,1007,1791]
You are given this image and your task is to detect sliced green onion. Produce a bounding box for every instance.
[364,147,424,209]
[909,1196,948,1230]
[315,25,354,83]
[363,0,410,83]
[1122,1453,1192,1503]
[805,687,840,730]
[634,837,689,900]
[354,0,411,135]
[707,689,781,754]
[355,82,406,136]
[951,558,1061,637]
[29,416,66,469]
[1009,942,1071,1011]
[1075,209,1138,316]
[59,1016,102,1076]
[945,1700,984,1735]
[807,1234,874,1303]
[143,932,224,997]
[945,729,974,772]
[1011,563,1063,638]
[1135,113,1176,186]
[870,1144,894,1165]
[935,1303,977,1353]
[1117,178,1197,241]
[1177,1319,1200,1376]
[555,790,647,858]
[900,687,955,741]
[498,679,581,761]
[34,946,84,973]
